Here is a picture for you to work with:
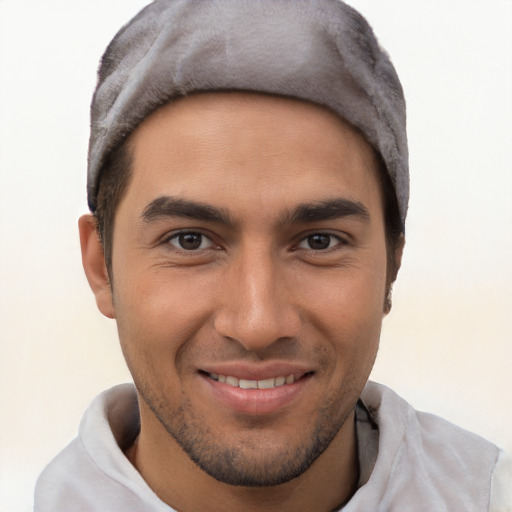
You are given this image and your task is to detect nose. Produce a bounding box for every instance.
[213,246,301,352]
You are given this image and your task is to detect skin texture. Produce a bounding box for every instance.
[80,92,401,512]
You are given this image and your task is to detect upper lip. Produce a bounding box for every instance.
[198,362,314,381]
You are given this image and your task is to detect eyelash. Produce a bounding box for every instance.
[161,230,347,253]
[295,232,347,252]
[164,231,216,252]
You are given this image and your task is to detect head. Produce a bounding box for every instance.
[80,0,407,489]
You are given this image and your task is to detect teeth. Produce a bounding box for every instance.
[226,376,239,387]
[275,376,286,386]
[258,378,276,389]
[209,373,297,389]
[239,379,258,389]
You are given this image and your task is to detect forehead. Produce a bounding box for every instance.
[122,92,383,220]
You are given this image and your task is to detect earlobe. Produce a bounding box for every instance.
[78,214,115,319]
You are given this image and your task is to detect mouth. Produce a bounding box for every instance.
[206,372,301,389]
[197,369,314,415]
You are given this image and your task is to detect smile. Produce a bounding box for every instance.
[208,373,295,389]
[198,367,314,415]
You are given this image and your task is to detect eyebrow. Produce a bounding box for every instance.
[141,196,233,225]
[141,195,370,226]
[284,198,370,224]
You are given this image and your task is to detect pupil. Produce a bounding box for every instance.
[308,234,330,250]
[179,233,202,250]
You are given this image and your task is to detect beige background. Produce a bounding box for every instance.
[0,1,511,511]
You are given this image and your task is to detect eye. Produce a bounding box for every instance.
[297,233,343,251]
[167,231,214,251]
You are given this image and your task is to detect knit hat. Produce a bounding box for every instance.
[88,0,409,226]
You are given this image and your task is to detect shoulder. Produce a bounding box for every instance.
[349,381,507,511]
[362,381,500,457]
[34,384,171,512]
[490,449,512,512]
[34,436,108,511]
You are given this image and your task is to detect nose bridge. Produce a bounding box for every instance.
[214,242,299,350]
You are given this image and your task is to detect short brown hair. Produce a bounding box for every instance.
[94,141,133,280]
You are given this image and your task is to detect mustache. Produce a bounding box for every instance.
[176,334,329,367]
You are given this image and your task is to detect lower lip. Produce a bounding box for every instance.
[199,373,311,415]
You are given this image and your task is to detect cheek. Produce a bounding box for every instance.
[113,265,220,354]
[294,255,387,360]
[298,257,387,323]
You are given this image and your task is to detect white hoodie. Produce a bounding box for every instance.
[34,382,511,511]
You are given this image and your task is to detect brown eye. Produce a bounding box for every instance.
[307,234,331,250]
[168,232,213,251]
[297,233,342,251]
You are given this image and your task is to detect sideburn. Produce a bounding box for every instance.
[94,140,134,286]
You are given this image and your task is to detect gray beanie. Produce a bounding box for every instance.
[88,0,409,226]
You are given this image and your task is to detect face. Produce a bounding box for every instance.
[101,93,389,486]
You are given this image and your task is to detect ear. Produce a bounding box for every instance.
[78,214,115,319]
[392,233,405,279]
[383,233,405,315]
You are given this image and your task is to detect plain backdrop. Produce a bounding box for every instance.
[0,1,511,511]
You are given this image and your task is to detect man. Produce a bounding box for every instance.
[35,0,511,510]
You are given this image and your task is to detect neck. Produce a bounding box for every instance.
[126,402,359,512]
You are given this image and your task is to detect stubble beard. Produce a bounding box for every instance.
[138,382,357,487]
